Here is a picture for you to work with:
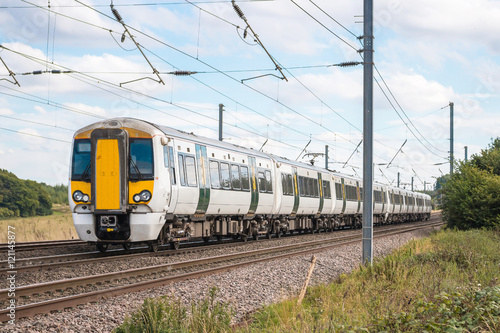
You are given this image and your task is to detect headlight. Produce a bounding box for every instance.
[73,191,83,202]
[73,190,90,203]
[133,190,152,203]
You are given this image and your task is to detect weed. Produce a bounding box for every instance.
[114,287,233,333]
[242,228,500,332]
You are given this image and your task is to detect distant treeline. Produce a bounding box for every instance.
[0,169,68,219]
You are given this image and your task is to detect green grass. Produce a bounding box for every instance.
[114,287,233,333]
[112,228,500,333]
[243,228,500,332]
[0,204,78,242]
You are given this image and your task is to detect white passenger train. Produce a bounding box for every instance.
[69,118,432,252]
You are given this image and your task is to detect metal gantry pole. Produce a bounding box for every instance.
[362,0,374,265]
[219,104,224,141]
[450,102,454,174]
[325,145,329,169]
[464,146,468,162]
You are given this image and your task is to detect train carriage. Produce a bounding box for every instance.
[70,117,431,252]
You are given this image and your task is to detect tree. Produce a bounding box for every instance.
[441,138,500,229]
[0,169,55,218]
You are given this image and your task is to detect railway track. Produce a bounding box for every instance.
[0,218,443,322]
[0,214,441,274]
[0,239,86,252]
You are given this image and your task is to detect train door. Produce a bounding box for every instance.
[341,178,346,214]
[317,173,324,215]
[91,128,128,214]
[195,144,210,216]
[247,156,259,216]
[162,138,177,212]
[356,181,361,214]
[291,167,299,216]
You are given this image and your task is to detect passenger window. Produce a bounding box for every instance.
[178,154,186,186]
[231,165,241,190]
[169,146,176,185]
[323,180,331,199]
[185,156,197,187]
[281,174,288,195]
[163,146,169,168]
[265,170,272,193]
[306,178,312,197]
[335,183,342,200]
[299,176,305,197]
[210,161,220,189]
[313,179,319,198]
[287,174,293,195]
[163,146,176,185]
[220,163,231,189]
[241,166,250,190]
[258,171,266,193]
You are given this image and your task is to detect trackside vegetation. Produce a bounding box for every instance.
[0,169,68,219]
[114,228,500,333]
[114,287,233,333]
[441,137,500,229]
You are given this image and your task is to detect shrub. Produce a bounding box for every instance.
[441,164,500,229]
[373,286,500,332]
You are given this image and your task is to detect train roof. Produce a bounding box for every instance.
[74,117,429,197]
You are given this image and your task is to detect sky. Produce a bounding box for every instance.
[0,0,499,190]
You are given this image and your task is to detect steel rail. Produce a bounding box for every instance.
[0,220,443,321]
[0,213,440,272]
[0,239,86,252]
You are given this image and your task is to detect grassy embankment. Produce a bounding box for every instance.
[0,204,77,242]
[114,228,500,332]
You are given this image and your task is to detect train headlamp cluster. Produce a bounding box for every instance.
[73,190,90,203]
[133,190,152,203]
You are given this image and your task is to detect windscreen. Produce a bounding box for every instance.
[129,138,154,180]
[71,139,91,181]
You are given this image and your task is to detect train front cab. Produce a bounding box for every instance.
[70,121,169,252]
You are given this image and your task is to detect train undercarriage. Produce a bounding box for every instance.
[91,211,430,253]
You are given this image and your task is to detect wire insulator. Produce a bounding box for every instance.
[111,7,123,22]
[338,61,361,67]
[171,71,197,76]
[231,1,246,20]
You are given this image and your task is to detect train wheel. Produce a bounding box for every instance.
[122,243,131,251]
[242,235,248,242]
[254,234,259,241]
[276,232,282,238]
[232,235,240,240]
[216,235,222,241]
[148,241,159,252]
[96,244,108,253]
[170,242,180,250]
[267,233,272,240]
[202,236,210,243]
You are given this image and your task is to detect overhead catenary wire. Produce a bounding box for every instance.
[0,56,20,86]
[0,0,446,182]
[47,1,359,152]
[231,0,287,81]
[11,1,394,168]
[0,46,307,154]
[295,0,448,162]
[109,1,165,86]
[0,126,71,143]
